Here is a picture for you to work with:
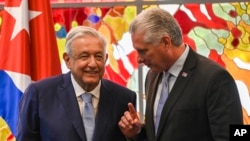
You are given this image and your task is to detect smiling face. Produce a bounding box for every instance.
[63,35,108,91]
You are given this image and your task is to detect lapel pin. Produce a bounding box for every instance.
[181,72,188,77]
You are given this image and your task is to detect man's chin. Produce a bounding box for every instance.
[86,80,99,84]
[86,78,100,83]
[149,68,163,73]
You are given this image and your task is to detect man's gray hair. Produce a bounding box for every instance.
[65,26,107,56]
[129,8,183,47]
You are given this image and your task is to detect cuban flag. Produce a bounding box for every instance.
[0,0,61,137]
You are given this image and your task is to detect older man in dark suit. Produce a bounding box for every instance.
[119,8,243,141]
[17,26,136,141]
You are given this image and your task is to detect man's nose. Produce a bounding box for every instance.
[137,56,144,63]
[88,56,97,66]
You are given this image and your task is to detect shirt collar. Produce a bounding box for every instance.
[168,45,189,77]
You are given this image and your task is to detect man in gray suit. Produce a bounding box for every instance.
[17,26,136,141]
[119,8,243,141]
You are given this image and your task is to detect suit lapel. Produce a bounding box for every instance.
[156,48,198,138]
[57,72,86,141]
[145,72,162,140]
[93,79,113,141]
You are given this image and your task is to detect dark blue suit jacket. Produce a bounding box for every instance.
[17,72,136,141]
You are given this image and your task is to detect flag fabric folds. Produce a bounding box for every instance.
[0,0,61,136]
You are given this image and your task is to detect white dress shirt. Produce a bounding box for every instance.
[71,74,100,117]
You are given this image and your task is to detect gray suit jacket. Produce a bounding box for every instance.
[17,72,136,141]
[141,47,243,141]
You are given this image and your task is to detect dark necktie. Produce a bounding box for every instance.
[82,93,95,141]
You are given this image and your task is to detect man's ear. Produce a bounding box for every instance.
[63,53,71,69]
[162,35,171,47]
[105,54,108,63]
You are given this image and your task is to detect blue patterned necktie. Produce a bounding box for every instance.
[155,72,171,134]
[82,93,95,141]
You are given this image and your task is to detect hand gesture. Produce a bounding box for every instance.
[118,103,142,139]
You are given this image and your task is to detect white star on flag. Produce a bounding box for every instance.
[4,0,42,40]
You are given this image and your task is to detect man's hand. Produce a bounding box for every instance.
[118,103,142,139]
